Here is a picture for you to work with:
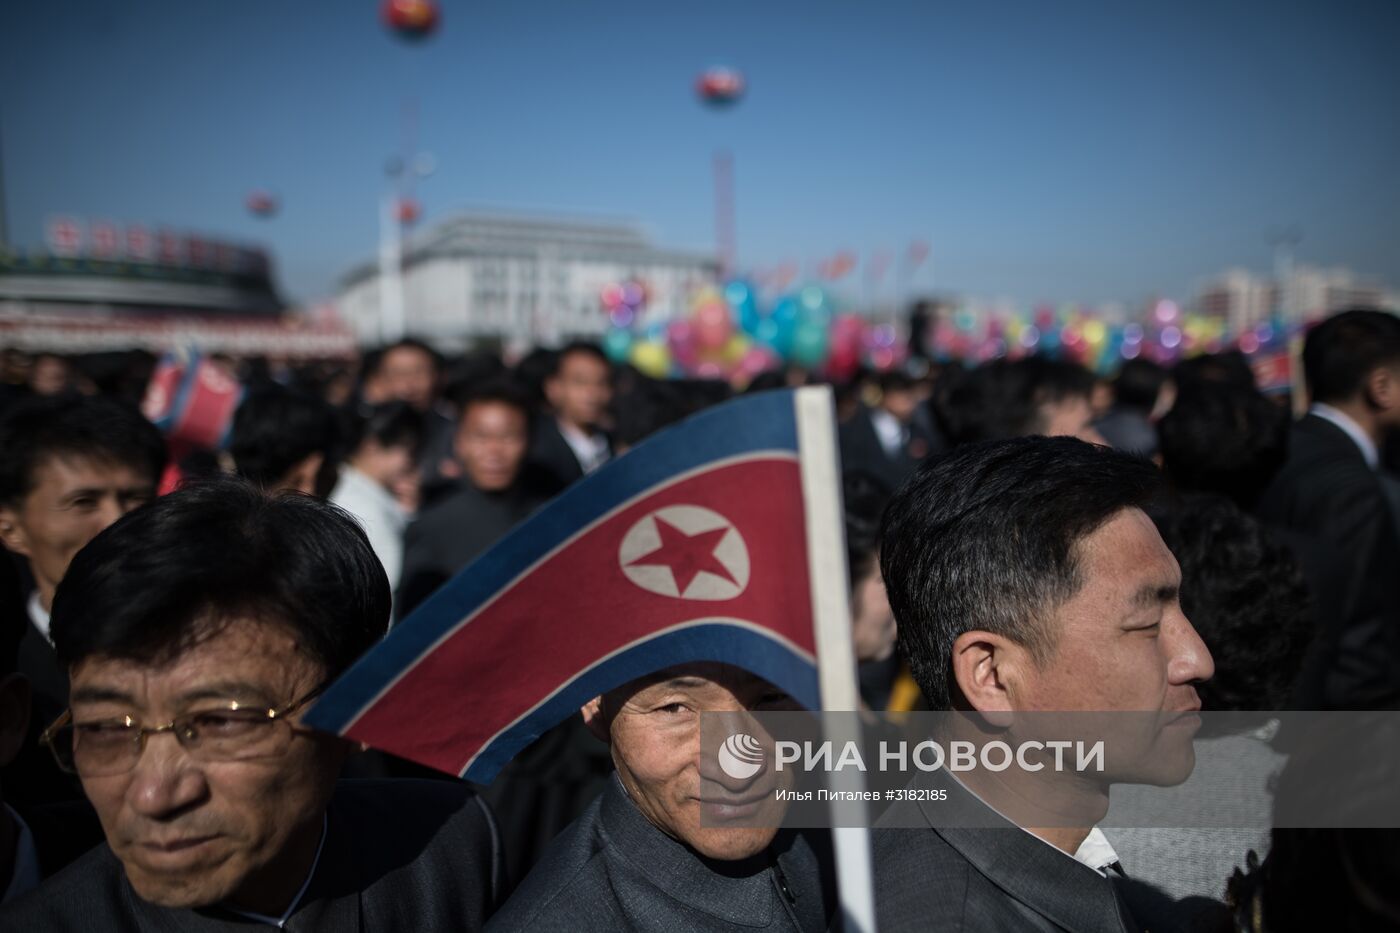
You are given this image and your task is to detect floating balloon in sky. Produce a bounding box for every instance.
[396,198,422,225]
[381,0,440,40]
[245,190,278,218]
[696,67,745,107]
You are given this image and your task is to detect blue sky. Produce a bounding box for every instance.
[2,0,1397,307]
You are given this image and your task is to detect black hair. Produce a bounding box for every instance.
[549,341,609,377]
[933,356,1094,447]
[876,370,917,395]
[512,347,559,410]
[50,476,389,676]
[1302,308,1400,404]
[372,338,443,375]
[880,436,1161,709]
[612,377,691,450]
[228,386,343,497]
[1157,382,1290,511]
[0,395,166,507]
[1150,494,1312,711]
[347,401,425,457]
[1172,351,1257,393]
[456,376,534,426]
[1112,358,1169,412]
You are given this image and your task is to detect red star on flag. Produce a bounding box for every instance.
[625,517,737,594]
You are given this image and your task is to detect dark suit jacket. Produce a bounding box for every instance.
[872,770,1139,933]
[838,406,937,495]
[487,776,834,932]
[1256,414,1400,708]
[0,779,504,932]
[397,483,543,619]
[524,418,610,499]
[7,614,86,807]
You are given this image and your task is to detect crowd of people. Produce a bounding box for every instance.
[0,307,1397,931]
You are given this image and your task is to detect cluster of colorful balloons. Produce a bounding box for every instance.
[926,299,1286,374]
[602,280,910,384]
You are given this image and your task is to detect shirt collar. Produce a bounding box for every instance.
[944,768,1119,876]
[2,806,42,905]
[556,419,609,473]
[1311,403,1380,469]
[26,592,51,645]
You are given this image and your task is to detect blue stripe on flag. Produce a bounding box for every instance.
[463,621,820,781]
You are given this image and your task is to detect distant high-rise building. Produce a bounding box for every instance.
[336,210,718,351]
[1195,269,1275,334]
[1196,265,1390,332]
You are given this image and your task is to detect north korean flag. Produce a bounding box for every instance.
[307,386,856,782]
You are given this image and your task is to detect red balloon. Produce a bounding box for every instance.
[696,67,745,106]
[382,0,440,40]
[245,190,278,217]
[396,198,422,225]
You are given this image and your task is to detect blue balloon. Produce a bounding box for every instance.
[797,285,832,326]
[770,296,800,357]
[791,320,829,368]
[603,327,634,363]
[727,281,762,336]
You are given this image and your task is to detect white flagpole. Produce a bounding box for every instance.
[794,386,878,933]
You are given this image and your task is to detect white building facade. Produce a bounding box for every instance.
[336,211,718,352]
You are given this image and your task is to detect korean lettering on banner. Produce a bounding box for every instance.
[90,221,121,259]
[125,225,153,262]
[156,230,183,265]
[46,217,85,257]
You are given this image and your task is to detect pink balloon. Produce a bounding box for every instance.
[667,319,698,367]
[694,301,733,352]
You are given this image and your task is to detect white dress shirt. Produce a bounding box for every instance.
[330,464,409,590]
[26,592,51,645]
[558,420,610,474]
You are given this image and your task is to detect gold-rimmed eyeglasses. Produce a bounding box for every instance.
[40,684,328,778]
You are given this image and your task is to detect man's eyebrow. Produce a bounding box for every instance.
[660,677,709,690]
[1131,583,1179,609]
[177,683,282,706]
[57,487,109,503]
[70,686,136,706]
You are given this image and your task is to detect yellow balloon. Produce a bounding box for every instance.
[722,334,750,363]
[629,341,671,378]
[1083,320,1107,346]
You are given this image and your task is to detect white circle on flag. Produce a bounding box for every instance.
[618,505,750,600]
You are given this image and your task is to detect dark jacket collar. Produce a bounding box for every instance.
[916,769,1139,933]
[597,776,783,927]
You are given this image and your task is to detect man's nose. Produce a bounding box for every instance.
[1167,612,1215,686]
[124,734,210,819]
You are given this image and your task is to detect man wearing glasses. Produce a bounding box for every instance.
[0,477,505,931]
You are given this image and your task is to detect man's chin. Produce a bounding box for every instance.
[124,869,239,910]
[683,824,779,862]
